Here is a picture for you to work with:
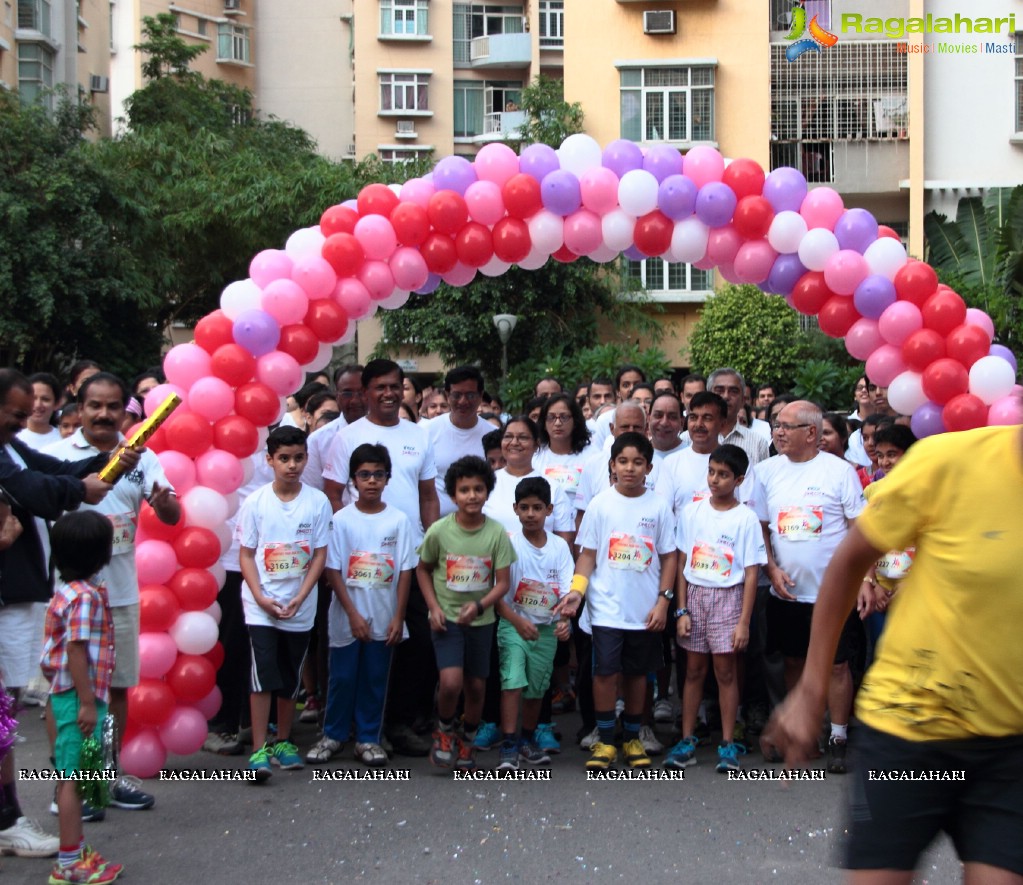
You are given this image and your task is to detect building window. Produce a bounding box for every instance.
[17,0,50,33]
[454,4,524,64]
[380,72,430,112]
[620,66,715,143]
[18,41,53,108]
[379,147,433,164]
[454,80,484,137]
[539,0,563,49]
[197,18,207,37]
[380,0,429,37]
[624,258,712,294]
[217,22,250,64]
[1016,36,1023,132]
[770,0,831,32]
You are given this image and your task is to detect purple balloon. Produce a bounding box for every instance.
[657,175,698,221]
[853,274,897,319]
[989,343,1018,374]
[602,139,645,179]
[415,273,441,295]
[767,254,807,296]
[232,309,281,358]
[763,167,808,213]
[834,208,879,254]
[694,182,738,228]
[541,169,582,217]
[432,156,477,196]
[643,145,684,183]
[519,144,561,182]
[910,401,946,438]
[623,245,645,261]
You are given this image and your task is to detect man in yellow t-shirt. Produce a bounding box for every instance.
[763,424,1023,882]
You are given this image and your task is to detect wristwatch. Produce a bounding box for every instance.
[474,600,485,617]
[659,588,675,601]
[675,607,690,618]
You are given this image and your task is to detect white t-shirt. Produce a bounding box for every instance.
[753,452,866,603]
[750,418,772,442]
[304,415,348,492]
[846,428,871,467]
[427,415,493,517]
[532,446,596,507]
[652,441,686,463]
[482,469,575,536]
[17,426,61,451]
[326,504,418,647]
[589,408,616,450]
[576,488,676,630]
[220,454,275,572]
[45,431,174,607]
[575,449,662,513]
[323,417,437,545]
[237,482,332,632]
[677,498,767,589]
[506,531,575,625]
[656,447,756,516]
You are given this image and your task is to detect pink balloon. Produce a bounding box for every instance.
[733,240,777,284]
[878,301,924,346]
[195,449,244,495]
[389,247,430,292]
[256,350,304,396]
[718,262,742,284]
[353,215,398,261]
[163,344,212,392]
[845,318,884,361]
[138,632,178,680]
[193,685,223,721]
[186,376,235,423]
[120,729,167,779]
[464,181,505,226]
[358,260,396,301]
[474,143,520,186]
[988,394,1023,425]
[399,177,436,208]
[706,225,742,265]
[800,187,845,231]
[442,262,477,286]
[682,146,725,189]
[965,308,996,341]
[865,343,908,387]
[249,249,294,288]
[158,706,208,756]
[334,278,373,320]
[260,278,309,327]
[135,540,179,586]
[823,249,869,296]
[145,384,188,421]
[563,209,603,256]
[156,450,196,497]
[290,255,337,301]
[579,167,621,215]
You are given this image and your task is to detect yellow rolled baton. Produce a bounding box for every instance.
[97,393,182,483]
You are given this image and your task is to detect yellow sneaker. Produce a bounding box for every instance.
[585,741,617,771]
[623,738,651,768]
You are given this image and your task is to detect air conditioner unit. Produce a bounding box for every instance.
[345,142,356,156]
[89,74,109,93]
[224,0,241,10]
[643,10,677,34]
[396,120,416,136]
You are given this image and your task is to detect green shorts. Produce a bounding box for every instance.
[52,690,108,777]
[497,619,557,700]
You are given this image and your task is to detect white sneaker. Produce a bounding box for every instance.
[0,816,58,857]
[579,726,600,750]
[354,742,388,767]
[306,735,343,764]
[639,725,664,756]
[653,698,674,723]
[614,698,625,718]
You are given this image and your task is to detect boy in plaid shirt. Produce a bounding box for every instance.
[41,511,122,884]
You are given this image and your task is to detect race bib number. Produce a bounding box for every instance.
[689,541,733,580]
[777,506,823,541]
[691,489,709,504]
[512,578,559,622]
[262,542,311,579]
[876,547,915,581]
[607,532,654,572]
[445,555,492,593]
[544,465,582,494]
[108,513,137,556]
[346,552,395,590]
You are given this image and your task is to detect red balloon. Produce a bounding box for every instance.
[901,328,947,373]
[893,260,938,306]
[790,272,833,316]
[633,211,673,257]
[390,202,431,247]
[213,414,259,459]
[878,225,901,240]
[817,296,862,338]
[319,204,358,237]
[421,233,458,274]
[492,217,531,263]
[194,311,235,355]
[164,413,214,460]
[128,679,176,727]
[943,393,988,432]
[235,382,281,426]
[722,158,766,200]
[551,244,579,263]
[921,289,967,336]
[277,323,319,365]
[322,232,365,278]
[357,183,400,218]
[454,222,494,268]
[139,585,180,633]
[304,299,348,342]
[166,654,216,703]
[732,196,774,240]
[427,190,469,235]
[204,641,225,672]
[922,357,970,405]
[173,526,221,570]
[502,173,543,220]
[946,322,991,369]
[139,502,183,543]
[169,567,219,611]
[211,343,256,387]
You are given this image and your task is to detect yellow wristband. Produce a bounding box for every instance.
[570,574,589,596]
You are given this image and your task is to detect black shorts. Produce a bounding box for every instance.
[431,621,494,680]
[844,723,1023,874]
[591,626,663,677]
[765,596,861,663]
[248,626,311,698]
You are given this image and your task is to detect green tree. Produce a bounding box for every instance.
[514,74,585,147]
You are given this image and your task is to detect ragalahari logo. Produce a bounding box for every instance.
[784,2,839,61]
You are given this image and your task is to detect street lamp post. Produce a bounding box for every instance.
[492,314,517,380]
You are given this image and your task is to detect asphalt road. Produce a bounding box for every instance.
[5,709,960,885]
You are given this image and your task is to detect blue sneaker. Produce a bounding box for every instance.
[269,740,304,770]
[473,721,501,751]
[716,742,742,773]
[663,735,698,769]
[534,723,561,755]
[248,744,272,782]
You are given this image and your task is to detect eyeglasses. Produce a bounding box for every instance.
[448,391,480,403]
[772,422,812,432]
[545,413,572,424]
[854,384,878,393]
[354,470,388,481]
[503,434,534,444]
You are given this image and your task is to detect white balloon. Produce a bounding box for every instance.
[182,486,230,531]
[170,611,219,656]
[223,490,240,517]
[670,218,710,264]
[204,601,222,625]
[339,323,357,344]
[797,228,840,272]
[220,279,263,320]
[527,210,565,254]
[887,370,928,415]
[602,209,637,252]
[208,561,227,589]
[969,355,1017,405]
[212,521,233,555]
[517,248,549,270]
[767,211,808,254]
[618,170,659,216]
[478,257,512,278]
[864,237,908,280]
[285,226,325,259]
[558,134,602,176]
[388,183,402,196]
[588,243,621,264]
[306,340,334,372]
[380,288,412,309]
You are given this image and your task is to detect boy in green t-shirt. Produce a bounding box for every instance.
[417,456,516,771]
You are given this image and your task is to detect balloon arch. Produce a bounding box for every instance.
[120,136,1021,775]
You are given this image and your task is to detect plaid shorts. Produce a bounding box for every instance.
[681,583,743,655]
